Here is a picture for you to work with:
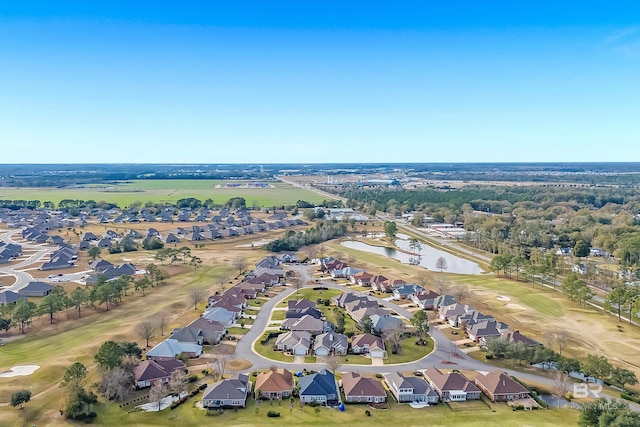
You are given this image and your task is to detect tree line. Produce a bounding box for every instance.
[266,220,347,252]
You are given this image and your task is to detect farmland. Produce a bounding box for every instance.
[0,179,327,207]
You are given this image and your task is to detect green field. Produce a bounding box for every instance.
[0,179,327,207]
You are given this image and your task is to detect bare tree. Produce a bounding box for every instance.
[154,312,167,336]
[135,319,156,348]
[216,271,231,293]
[148,382,166,411]
[550,330,570,357]
[188,287,206,310]
[326,354,341,372]
[382,324,404,355]
[303,245,318,261]
[291,273,306,295]
[453,285,467,303]
[211,345,234,380]
[167,369,188,397]
[231,256,248,276]
[415,273,433,289]
[436,257,448,273]
[553,372,570,405]
[435,277,448,295]
[99,367,133,401]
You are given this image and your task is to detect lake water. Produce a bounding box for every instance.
[341,239,483,275]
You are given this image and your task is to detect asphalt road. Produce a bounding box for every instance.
[0,228,57,291]
[230,264,640,411]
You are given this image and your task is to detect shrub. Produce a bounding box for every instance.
[485,354,494,360]
[621,392,640,404]
[308,401,320,407]
[564,392,573,401]
[365,409,371,416]
[375,374,383,379]
[188,374,198,383]
[267,410,281,417]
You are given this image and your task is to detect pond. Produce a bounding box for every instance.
[341,239,483,275]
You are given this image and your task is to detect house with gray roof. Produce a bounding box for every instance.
[370,314,403,334]
[275,330,311,355]
[384,372,438,404]
[201,307,236,327]
[425,367,481,402]
[146,338,202,361]
[202,374,250,408]
[18,281,54,297]
[0,290,27,305]
[313,332,348,356]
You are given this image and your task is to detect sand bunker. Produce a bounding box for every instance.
[236,238,273,248]
[0,365,40,378]
[505,303,526,310]
[496,296,511,302]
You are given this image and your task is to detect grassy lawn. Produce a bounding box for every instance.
[385,337,434,364]
[304,356,317,363]
[322,305,359,335]
[226,327,250,335]
[240,318,255,326]
[288,288,342,303]
[341,354,371,365]
[0,179,326,207]
[248,298,268,308]
[270,310,287,321]
[244,308,259,316]
[253,337,295,363]
[63,391,580,427]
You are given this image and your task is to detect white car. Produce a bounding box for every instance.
[48,274,56,278]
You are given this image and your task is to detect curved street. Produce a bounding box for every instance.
[230,264,633,408]
[0,228,57,291]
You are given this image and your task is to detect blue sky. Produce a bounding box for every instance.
[1,1,639,163]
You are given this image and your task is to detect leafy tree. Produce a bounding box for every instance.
[189,255,203,273]
[556,356,581,373]
[383,221,397,239]
[13,299,36,333]
[119,341,143,359]
[94,341,125,370]
[154,248,169,265]
[39,285,67,323]
[63,387,97,420]
[10,389,31,409]
[606,285,630,322]
[69,287,88,318]
[359,315,374,334]
[135,276,151,296]
[61,362,88,388]
[88,246,101,261]
[610,367,638,391]
[0,317,11,332]
[410,310,430,344]
[579,398,629,427]
[480,337,510,357]
[142,236,164,250]
[582,354,613,381]
[95,281,116,310]
[573,239,590,258]
[562,273,586,301]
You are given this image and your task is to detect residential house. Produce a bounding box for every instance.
[350,306,388,323]
[0,290,27,305]
[424,367,481,402]
[351,271,373,286]
[475,370,530,402]
[370,314,403,334]
[286,306,323,320]
[411,290,440,310]
[288,299,316,311]
[313,332,348,356]
[456,311,494,329]
[17,281,54,297]
[369,274,389,292]
[384,372,439,404]
[202,374,250,408]
[185,317,227,344]
[274,331,311,355]
[379,278,407,293]
[89,258,114,272]
[254,368,294,400]
[467,320,509,343]
[432,294,456,310]
[134,359,186,389]
[299,369,339,406]
[201,307,237,327]
[350,333,386,358]
[146,339,202,361]
[503,330,542,347]
[97,238,113,248]
[393,284,424,300]
[165,233,180,244]
[281,315,324,334]
[438,303,475,325]
[82,232,99,241]
[331,266,362,279]
[342,372,386,404]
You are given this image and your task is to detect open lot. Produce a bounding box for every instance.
[0,179,326,207]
